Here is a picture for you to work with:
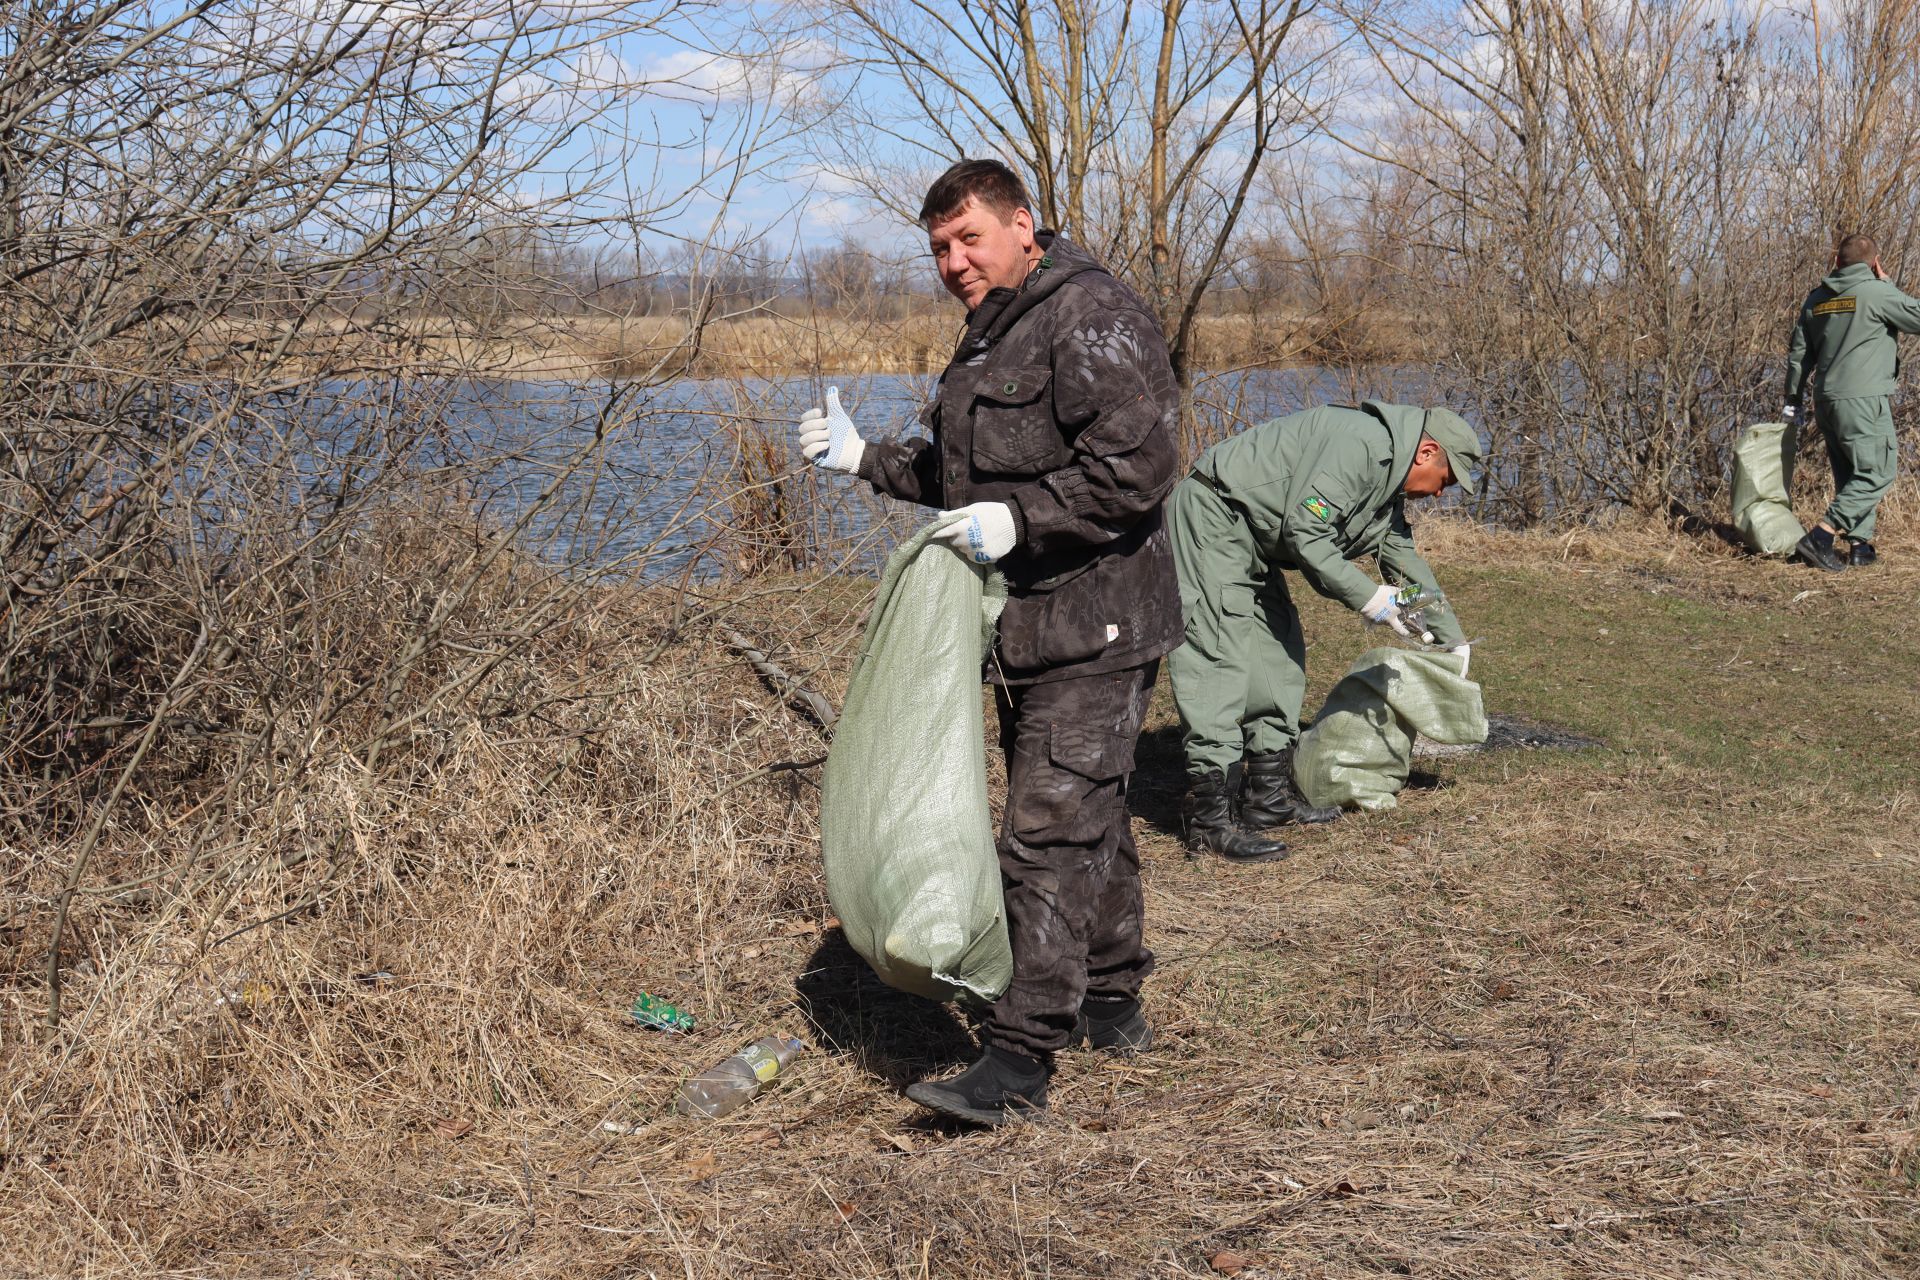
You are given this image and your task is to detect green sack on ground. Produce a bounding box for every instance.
[1731,420,1803,557]
[821,521,1012,1003]
[1293,647,1488,812]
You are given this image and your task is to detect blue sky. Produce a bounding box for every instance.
[523,5,927,267]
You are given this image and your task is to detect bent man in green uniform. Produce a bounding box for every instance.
[1167,402,1482,860]
[1784,233,1920,571]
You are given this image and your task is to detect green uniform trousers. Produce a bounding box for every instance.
[1812,395,1898,541]
[1166,475,1309,777]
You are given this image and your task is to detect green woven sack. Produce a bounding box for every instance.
[1293,647,1487,812]
[821,521,1011,1003]
[1731,420,1803,557]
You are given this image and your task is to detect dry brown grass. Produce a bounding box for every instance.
[187,308,1384,382]
[4,510,1918,1278]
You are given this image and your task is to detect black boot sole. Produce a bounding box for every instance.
[1185,839,1290,864]
[904,1081,1042,1126]
[1073,1008,1154,1054]
[1241,804,1340,827]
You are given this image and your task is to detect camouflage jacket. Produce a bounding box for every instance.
[858,233,1183,684]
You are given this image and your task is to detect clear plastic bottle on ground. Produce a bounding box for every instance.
[674,1034,805,1118]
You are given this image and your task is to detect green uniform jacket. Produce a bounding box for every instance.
[1191,401,1467,647]
[1785,262,1920,403]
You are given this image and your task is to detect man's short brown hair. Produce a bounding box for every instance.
[919,159,1033,227]
[1837,233,1878,267]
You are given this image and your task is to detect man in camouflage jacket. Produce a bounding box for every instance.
[797,159,1183,1125]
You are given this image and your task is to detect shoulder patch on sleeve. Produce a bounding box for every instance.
[1302,495,1334,521]
[1812,296,1857,316]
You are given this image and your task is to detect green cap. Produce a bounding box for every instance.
[1421,408,1484,495]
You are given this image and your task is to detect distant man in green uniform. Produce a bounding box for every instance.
[1784,233,1920,571]
[1167,402,1482,860]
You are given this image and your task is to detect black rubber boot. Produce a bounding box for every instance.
[1240,748,1341,827]
[905,1046,1051,1126]
[1792,526,1848,572]
[1073,996,1153,1054]
[1182,770,1288,862]
[1849,540,1878,567]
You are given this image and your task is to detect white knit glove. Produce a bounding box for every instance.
[1449,643,1471,676]
[934,502,1017,565]
[1361,583,1413,638]
[797,385,865,474]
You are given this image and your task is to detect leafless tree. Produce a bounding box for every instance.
[1336,1,1788,518]
[0,0,816,1028]
[788,0,1347,434]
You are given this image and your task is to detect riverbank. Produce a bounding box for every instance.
[5,511,1917,1276]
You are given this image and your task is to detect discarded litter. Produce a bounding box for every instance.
[211,974,276,1009]
[1366,582,1450,647]
[674,1034,805,1119]
[629,992,696,1033]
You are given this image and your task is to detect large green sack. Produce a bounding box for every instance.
[1293,647,1488,812]
[821,521,1012,1003]
[1731,420,1803,557]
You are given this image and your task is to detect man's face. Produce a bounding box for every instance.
[1403,439,1456,499]
[927,196,1037,310]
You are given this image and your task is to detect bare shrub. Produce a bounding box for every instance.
[0,2,794,1035]
[1345,0,1920,523]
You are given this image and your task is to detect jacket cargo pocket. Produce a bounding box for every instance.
[995,575,1110,671]
[970,366,1066,474]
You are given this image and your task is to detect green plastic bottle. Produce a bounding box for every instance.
[629,993,696,1033]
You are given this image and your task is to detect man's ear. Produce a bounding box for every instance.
[1012,205,1035,248]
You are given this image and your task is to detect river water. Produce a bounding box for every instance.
[446,364,1446,581]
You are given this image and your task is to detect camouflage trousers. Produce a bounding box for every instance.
[985,660,1158,1060]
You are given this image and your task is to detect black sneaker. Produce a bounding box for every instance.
[1073,997,1154,1054]
[1791,527,1848,572]
[905,1047,1050,1126]
[1849,540,1878,567]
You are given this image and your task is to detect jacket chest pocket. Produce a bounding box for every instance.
[967,366,1068,475]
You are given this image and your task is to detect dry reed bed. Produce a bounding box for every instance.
[186,310,1360,382]
[3,521,1917,1278]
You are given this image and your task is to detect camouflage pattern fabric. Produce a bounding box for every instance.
[984,661,1158,1060]
[857,232,1184,685]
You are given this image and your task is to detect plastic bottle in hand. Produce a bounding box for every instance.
[1379,583,1447,645]
[674,1034,804,1118]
